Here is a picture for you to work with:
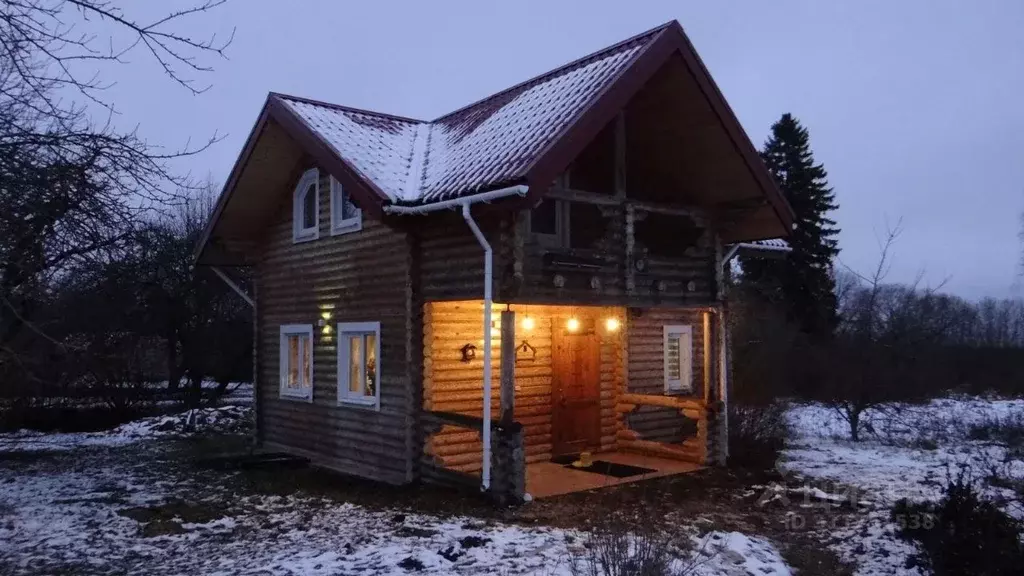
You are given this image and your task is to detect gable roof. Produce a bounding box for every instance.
[275,23,660,205]
[197,21,792,264]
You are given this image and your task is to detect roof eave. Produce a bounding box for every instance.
[520,21,794,233]
[195,95,402,266]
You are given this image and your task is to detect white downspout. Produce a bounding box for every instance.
[461,203,493,491]
[383,184,528,493]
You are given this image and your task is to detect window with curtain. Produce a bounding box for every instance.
[279,324,314,401]
[337,322,380,409]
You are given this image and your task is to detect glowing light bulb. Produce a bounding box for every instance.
[566,318,580,332]
[605,318,620,332]
[522,316,535,331]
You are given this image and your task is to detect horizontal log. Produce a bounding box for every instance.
[619,438,705,464]
[620,393,704,411]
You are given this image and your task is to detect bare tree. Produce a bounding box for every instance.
[0,0,231,390]
[824,221,956,440]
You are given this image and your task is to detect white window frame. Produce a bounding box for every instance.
[292,168,320,243]
[279,324,314,402]
[663,325,694,395]
[337,321,381,410]
[329,176,362,235]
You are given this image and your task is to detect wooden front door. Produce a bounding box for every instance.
[551,321,601,457]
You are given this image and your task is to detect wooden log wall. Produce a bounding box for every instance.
[423,301,624,472]
[633,208,716,303]
[417,211,512,302]
[255,167,414,485]
[621,307,714,463]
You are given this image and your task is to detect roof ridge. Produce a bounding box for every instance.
[270,92,426,124]
[430,21,674,123]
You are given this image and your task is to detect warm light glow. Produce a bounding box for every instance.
[605,318,620,332]
[522,316,535,331]
[321,311,332,320]
[566,318,580,332]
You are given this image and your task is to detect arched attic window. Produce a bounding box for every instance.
[292,168,320,243]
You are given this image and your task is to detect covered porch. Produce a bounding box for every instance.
[419,300,725,501]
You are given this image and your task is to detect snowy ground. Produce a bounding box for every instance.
[0,404,251,452]
[0,406,793,575]
[781,396,1024,575]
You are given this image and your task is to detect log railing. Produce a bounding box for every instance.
[615,393,721,464]
[420,410,524,503]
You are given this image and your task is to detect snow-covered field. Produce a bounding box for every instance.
[782,396,1024,575]
[0,405,792,575]
[5,394,1020,575]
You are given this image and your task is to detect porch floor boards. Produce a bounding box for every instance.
[526,451,702,499]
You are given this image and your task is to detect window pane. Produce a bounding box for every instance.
[666,335,681,381]
[364,333,376,397]
[302,183,316,229]
[300,335,311,389]
[348,335,362,393]
[342,189,359,220]
[530,200,557,235]
[287,335,301,388]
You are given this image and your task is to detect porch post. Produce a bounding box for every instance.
[500,310,516,424]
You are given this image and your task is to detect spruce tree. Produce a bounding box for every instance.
[740,113,840,336]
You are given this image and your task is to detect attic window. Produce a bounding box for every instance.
[293,168,320,243]
[330,176,362,235]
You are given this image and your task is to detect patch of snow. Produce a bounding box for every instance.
[697,531,793,575]
[0,419,795,575]
[0,405,252,452]
[279,29,655,204]
[782,396,1024,575]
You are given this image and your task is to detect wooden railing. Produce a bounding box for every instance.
[615,393,721,465]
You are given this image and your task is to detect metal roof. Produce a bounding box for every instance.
[276,24,663,205]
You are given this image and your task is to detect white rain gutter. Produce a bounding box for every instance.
[382,185,529,216]
[211,266,254,308]
[383,184,528,492]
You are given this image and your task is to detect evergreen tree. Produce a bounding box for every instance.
[740,113,840,336]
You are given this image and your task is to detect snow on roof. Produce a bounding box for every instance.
[745,238,791,251]
[277,25,662,205]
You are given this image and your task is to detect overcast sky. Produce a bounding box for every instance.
[104,1,1024,300]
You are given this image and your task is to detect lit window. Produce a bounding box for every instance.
[330,176,362,235]
[337,322,380,410]
[292,168,320,243]
[663,325,693,394]
[280,324,314,401]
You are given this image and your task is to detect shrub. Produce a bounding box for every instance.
[968,413,1024,447]
[892,472,1024,575]
[727,402,789,469]
[568,523,699,576]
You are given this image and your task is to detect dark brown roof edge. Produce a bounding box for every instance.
[521,25,675,199]
[668,22,795,230]
[194,94,400,265]
[432,21,674,124]
[522,21,793,233]
[270,92,426,124]
[267,95,392,211]
[193,97,273,264]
